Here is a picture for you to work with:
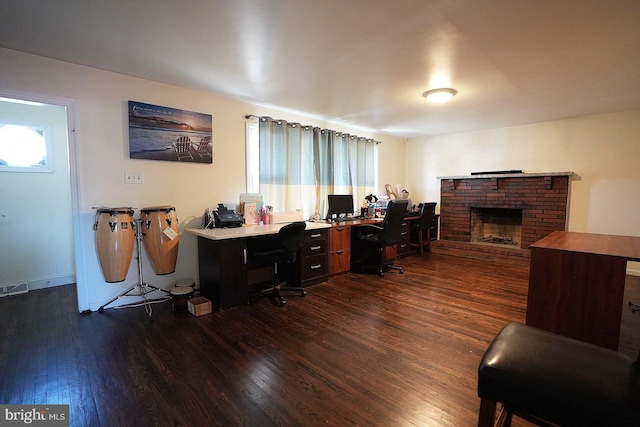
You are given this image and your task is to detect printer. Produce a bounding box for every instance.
[213,204,243,228]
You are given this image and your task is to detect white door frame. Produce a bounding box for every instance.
[0,88,86,311]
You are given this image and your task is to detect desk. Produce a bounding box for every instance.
[325,215,428,274]
[526,231,640,350]
[187,222,331,309]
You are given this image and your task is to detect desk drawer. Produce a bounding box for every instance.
[329,226,351,275]
[397,221,411,257]
[397,241,410,257]
[300,228,329,286]
[430,214,439,241]
[330,249,351,274]
[305,229,328,243]
[303,239,327,257]
[330,227,351,251]
[400,221,410,241]
[301,253,328,280]
[303,228,328,257]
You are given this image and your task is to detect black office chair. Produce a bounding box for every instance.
[354,199,408,276]
[410,202,437,256]
[250,221,307,306]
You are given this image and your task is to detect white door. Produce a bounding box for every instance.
[0,94,75,293]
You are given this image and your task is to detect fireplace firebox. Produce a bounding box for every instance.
[470,208,522,247]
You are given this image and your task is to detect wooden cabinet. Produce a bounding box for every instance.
[300,229,329,286]
[329,226,351,274]
[526,231,640,350]
[197,237,249,310]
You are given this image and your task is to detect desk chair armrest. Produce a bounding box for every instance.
[356,224,383,238]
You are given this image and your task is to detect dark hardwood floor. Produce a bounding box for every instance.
[1,253,639,426]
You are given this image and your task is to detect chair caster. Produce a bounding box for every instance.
[301,289,307,297]
[399,268,404,274]
[378,271,385,277]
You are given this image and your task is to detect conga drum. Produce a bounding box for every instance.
[169,286,193,311]
[95,207,135,283]
[140,206,180,275]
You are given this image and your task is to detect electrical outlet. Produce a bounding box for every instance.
[124,172,144,184]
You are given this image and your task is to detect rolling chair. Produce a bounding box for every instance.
[354,199,408,276]
[410,202,437,256]
[250,221,307,306]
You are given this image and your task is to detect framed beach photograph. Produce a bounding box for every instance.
[128,101,213,163]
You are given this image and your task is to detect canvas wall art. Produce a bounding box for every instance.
[128,101,213,163]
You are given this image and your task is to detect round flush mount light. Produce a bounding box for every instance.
[422,88,458,103]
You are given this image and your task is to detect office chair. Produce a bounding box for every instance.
[410,202,437,256]
[354,199,408,276]
[250,221,307,306]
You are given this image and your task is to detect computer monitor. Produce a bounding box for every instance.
[326,194,354,219]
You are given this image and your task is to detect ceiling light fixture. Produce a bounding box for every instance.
[422,88,457,104]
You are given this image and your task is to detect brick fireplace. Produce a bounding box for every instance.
[433,172,572,263]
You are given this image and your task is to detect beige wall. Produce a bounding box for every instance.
[0,47,405,311]
[405,111,640,273]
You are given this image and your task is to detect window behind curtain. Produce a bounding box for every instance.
[246,116,378,219]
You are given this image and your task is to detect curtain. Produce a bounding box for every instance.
[259,117,376,219]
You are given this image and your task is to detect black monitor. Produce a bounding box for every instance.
[326,194,354,219]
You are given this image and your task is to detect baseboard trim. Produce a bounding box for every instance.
[28,274,76,291]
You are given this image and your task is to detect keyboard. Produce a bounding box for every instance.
[331,216,363,222]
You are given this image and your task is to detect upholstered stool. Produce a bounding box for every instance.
[477,322,640,427]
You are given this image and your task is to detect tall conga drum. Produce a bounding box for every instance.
[95,207,135,283]
[140,206,180,275]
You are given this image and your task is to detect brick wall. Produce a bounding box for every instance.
[439,175,569,249]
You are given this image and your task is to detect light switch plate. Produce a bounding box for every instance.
[124,172,144,184]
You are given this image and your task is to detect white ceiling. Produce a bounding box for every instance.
[1,0,640,138]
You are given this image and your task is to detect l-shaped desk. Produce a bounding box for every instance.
[187,221,332,309]
[186,215,438,309]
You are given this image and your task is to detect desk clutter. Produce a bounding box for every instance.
[202,194,305,229]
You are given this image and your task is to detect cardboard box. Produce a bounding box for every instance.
[187,296,212,317]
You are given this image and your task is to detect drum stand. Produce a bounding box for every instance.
[98,217,171,316]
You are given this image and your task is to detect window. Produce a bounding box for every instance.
[0,121,53,172]
[245,116,379,218]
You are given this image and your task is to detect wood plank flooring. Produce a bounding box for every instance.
[1,253,639,426]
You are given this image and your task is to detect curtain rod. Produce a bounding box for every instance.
[244,114,382,144]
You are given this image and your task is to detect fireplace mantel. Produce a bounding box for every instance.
[437,171,573,180]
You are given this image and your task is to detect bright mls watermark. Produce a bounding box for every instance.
[1,405,69,426]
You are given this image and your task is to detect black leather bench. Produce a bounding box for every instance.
[477,322,640,426]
